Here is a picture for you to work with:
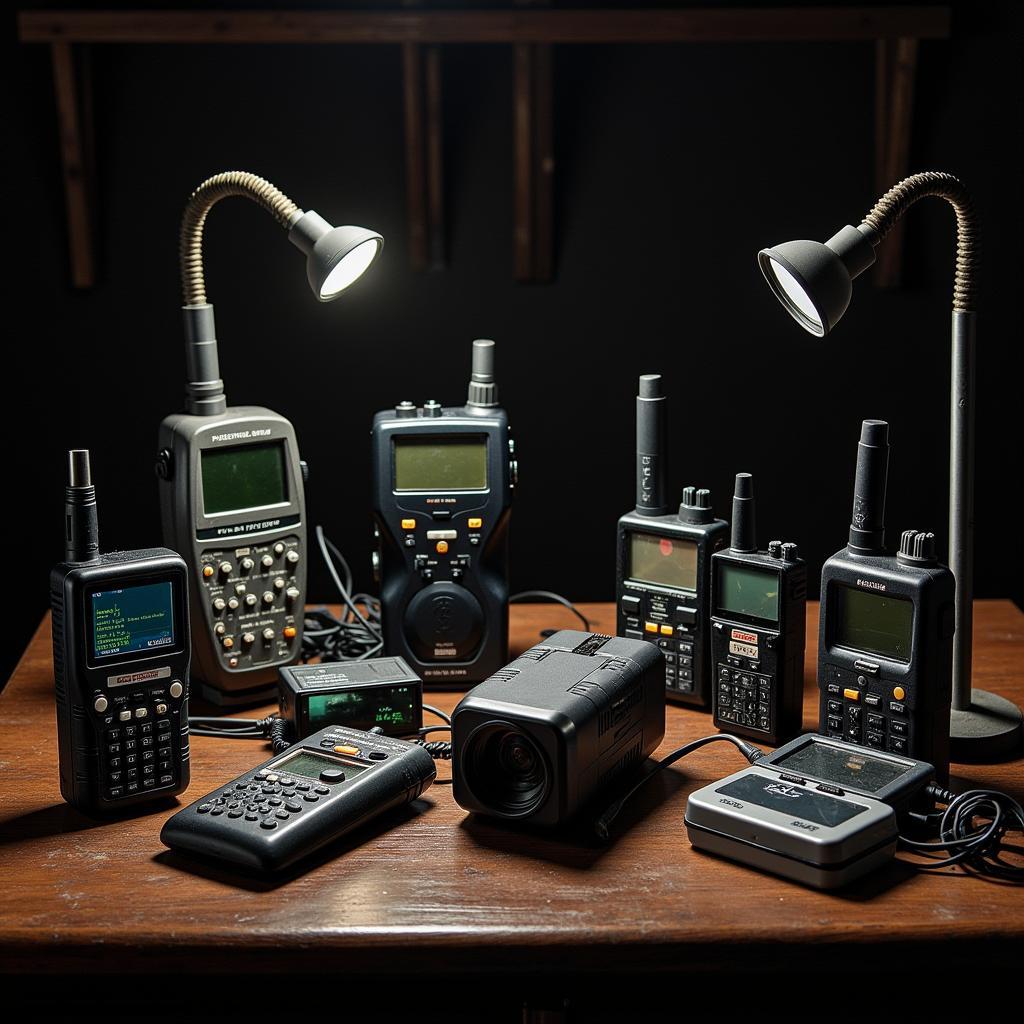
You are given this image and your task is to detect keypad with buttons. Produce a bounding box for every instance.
[715,664,774,734]
[102,699,181,800]
[822,663,912,756]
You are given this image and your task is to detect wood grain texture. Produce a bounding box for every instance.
[0,602,1020,975]
[18,9,953,45]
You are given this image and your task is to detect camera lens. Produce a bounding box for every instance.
[464,723,549,818]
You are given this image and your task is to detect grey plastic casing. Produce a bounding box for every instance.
[157,405,307,705]
[685,733,933,889]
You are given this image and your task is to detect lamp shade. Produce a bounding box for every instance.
[757,224,876,337]
[288,211,383,301]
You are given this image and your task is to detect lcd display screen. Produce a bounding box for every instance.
[393,436,487,491]
[835,585,913,662]
[91,582,176,659]
[307,685,418,731]
[774,740,911,794]
[201,441,288,515]
[273,750,370,782]
[717,564,779,622]
[629,532,698,590]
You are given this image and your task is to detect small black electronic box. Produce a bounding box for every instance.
[685,733,935,889]
[371,339,515,689]
[710,474,806,745]
[452,631,664,826]
[160,725,436,871]
[278,657,423,739]
[818,420,956,780]
[157,307,307,706]
[616,374,729,707]
[51,450,191,813]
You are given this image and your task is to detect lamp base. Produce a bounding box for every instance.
[949,689,1023,762]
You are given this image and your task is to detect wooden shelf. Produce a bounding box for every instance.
[18,6,951,286]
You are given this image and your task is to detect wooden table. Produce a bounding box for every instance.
[1,602,1021,1010]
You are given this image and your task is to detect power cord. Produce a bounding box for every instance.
[510,590,591,633]
[594,733,765,840]
[898,783,1024,881]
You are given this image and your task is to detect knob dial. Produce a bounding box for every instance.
[212,597,226,613]
[285,587,301,603]
[169,681,183,699]
[286,550,300,566]
[403,581,484,663]
[227,597,240,611]
[214,622,226,635]
[235,583,246,595]
[93,695,108,713]
[219,561,232,576]
[261,554,274,569]
[242,632,256,645]
[273,542,285,556]
[240,557,255,572]
[244,593,258,608]
[262,591,275,605]
[273,577,286,591]
[262,627,275,641]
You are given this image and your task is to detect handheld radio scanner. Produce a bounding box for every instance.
[818,420,956,781]
[615,375,729,706]
[371,340,515,689]
[51,451,191,813]
[710,473,807,745]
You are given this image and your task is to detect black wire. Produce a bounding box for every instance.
[898,785,1024,882]
[509,590,591,632]
[594,733,765,840]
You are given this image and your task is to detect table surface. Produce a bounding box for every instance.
[1,601,1021,975]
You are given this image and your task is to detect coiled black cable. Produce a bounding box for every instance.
[899,784,1024,882]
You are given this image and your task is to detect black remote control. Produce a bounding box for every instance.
[160,726,436,871]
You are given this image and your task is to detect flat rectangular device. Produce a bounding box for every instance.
[160,725,436,872]
[685,733,934,889]
[278,657,423,738]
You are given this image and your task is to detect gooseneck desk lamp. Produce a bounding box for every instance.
[757,170,1022,759]
[180,170,383,415]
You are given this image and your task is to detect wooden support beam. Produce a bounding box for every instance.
[402,42,428,272]
[50,41,95,288]
[18,8,952,45]
[874,36,919,287]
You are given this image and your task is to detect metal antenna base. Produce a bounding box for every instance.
[949,690,1023,761]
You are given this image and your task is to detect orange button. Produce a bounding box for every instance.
[660,624,674,637]
[893,686,906,701]
[401,518,416,531]
[843,688,860,701]
[436,540,449,554]
[644,621,659,634]
[334,744,360,756]
[222,637,234,649]
[468,517,483,530]
[283,626,297,639]
[202,565,215,578]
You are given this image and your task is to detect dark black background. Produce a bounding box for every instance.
[10,1,1022,686]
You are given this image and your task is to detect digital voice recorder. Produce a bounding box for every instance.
[615,374,728,706]
[818,420,955,781]
[157,305,307,706]
[371,339,515,688]
[51,450,191,813]
[711,473,806,745]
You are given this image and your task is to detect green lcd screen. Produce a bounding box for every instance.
[393,436,487,491]
[836,585,913,662]
[273,749,370,782]
[201,441,288,515]
[306,685,417,731]
[629,532,698,591]
[90,581,176,660]
[718,564,779,623]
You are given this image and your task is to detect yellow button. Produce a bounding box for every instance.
[202,565,215,578]
[660,624,674,637]
[222,637,234,650]
[893,686,906,701]
[401,518,416,531]
[283,626,297,639]
[334,744,360,756]
[843,688,860,701]
[468,517,483,530]
[436,540,449,554]
[644,621,658,634]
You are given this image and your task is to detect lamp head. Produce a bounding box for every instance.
[758,224,876,336]
[288,210,383,302]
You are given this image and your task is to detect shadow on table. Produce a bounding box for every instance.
[153,796,436,891]
[457,758,691,869]
[0,796,181,845]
